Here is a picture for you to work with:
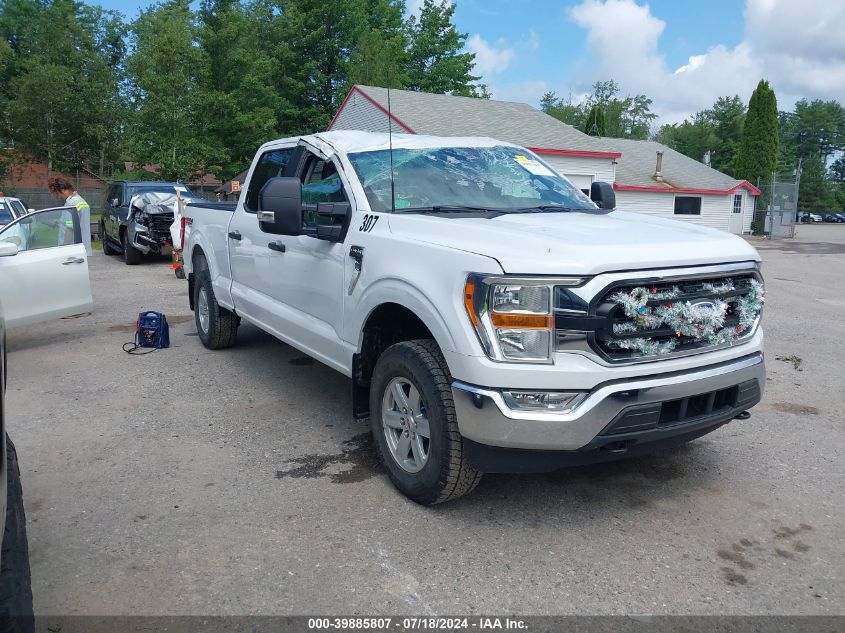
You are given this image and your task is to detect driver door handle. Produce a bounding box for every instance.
[268,241,286,253]
[62,257,85,265]
[228,231,242,241]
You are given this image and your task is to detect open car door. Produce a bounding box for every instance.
[0,207,93,328]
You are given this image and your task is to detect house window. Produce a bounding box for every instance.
[733,193,742,214]
[674,196,702,215]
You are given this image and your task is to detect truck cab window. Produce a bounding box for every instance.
[245,148,295,213]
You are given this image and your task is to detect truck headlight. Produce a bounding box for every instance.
[464,274,583,363]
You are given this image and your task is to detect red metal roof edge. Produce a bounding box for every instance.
[529,147,622,160]
[614,182,761,196]
[328,86,416,134]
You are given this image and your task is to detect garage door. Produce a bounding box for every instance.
[564,174,594,195]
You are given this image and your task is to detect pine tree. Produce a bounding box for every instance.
[405,0,480,96]
[797,153,833,212]
[735,79,778,186]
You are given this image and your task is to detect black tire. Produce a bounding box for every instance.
[0,437,34,633]
[122,231,142,265]
[101,223,116,256]
[193,268,238,349]
[369,339,482,505]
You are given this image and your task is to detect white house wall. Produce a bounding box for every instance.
[540,154,616,185]
[614,191,740,232]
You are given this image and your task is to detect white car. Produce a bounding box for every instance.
[0,197,30,229]
[0,206,94,328]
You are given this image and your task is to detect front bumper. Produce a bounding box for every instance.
[130,226,171,254]
[452,353,764,463]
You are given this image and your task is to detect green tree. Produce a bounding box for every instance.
[657,113,716,163]
[798,153,833,212]
[735,79,778,186]
[542,80,656,139]
[127,0,224,181]
[2,0,127,176]
[198,0,279,177]
[792,99,845,161]
[582,104,605,136]
[405,0,480,96]
[708,95,745,174]
[347,0,407,89]
[540,91,585,128]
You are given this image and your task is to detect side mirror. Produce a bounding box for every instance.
[0,241,18,257]
[590,181,616,210]
[110,198,119,208]
[27,208,34,214]
[258,177,303,235]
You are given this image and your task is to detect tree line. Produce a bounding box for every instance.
[0,0,480,183]
[2,0,843,213]
[541,79,845,213]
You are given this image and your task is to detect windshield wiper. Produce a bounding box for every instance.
[512,205,588,213]
[394,205,505,214]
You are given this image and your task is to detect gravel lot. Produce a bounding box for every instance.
[5,225,844,616]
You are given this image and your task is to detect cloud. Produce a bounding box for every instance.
[525,28,540,51]
[467,34,515,76]
[566,0,845,123]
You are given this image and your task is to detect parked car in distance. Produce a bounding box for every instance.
[822,213,845,223]
[0,207,93,328]
[101,181,194,265]
[834,214,845,223]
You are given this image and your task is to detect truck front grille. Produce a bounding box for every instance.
[554,264,764,364]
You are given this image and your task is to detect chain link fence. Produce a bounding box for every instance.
[752,176,799,238]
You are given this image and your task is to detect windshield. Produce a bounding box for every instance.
[347,145,595,213]
[127,185,194,199]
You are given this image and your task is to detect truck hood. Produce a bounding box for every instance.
[387,210,761,275]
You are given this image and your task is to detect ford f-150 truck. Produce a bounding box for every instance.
[183,131,765,504]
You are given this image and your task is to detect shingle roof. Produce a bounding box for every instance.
[332,86,758,195]
[603,137,753,192]
[343,85,619,155]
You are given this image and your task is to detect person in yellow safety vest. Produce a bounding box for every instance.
[48,177,93,256]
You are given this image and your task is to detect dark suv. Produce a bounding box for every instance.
[101,181,193,265]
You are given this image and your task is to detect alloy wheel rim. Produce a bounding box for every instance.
[197,288,210,333]
[381,377,431,473]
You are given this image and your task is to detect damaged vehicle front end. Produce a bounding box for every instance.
[127,192,179,256]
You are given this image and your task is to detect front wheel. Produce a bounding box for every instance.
[193,269,239,349]
[370,340,482,505]
[122,231,141,265]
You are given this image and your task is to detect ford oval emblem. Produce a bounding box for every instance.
[691,299,716,311]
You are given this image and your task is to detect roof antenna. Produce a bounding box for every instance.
[387,84,396,213]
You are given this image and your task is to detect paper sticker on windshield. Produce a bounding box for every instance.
[514,155,555,177]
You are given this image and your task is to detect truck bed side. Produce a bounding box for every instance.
[184,202,237,310]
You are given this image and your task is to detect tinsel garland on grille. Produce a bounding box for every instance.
[608,279,764,356]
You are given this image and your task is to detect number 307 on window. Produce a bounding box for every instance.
[358,214,379,232]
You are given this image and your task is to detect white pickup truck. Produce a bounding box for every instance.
[184,131,765,504]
